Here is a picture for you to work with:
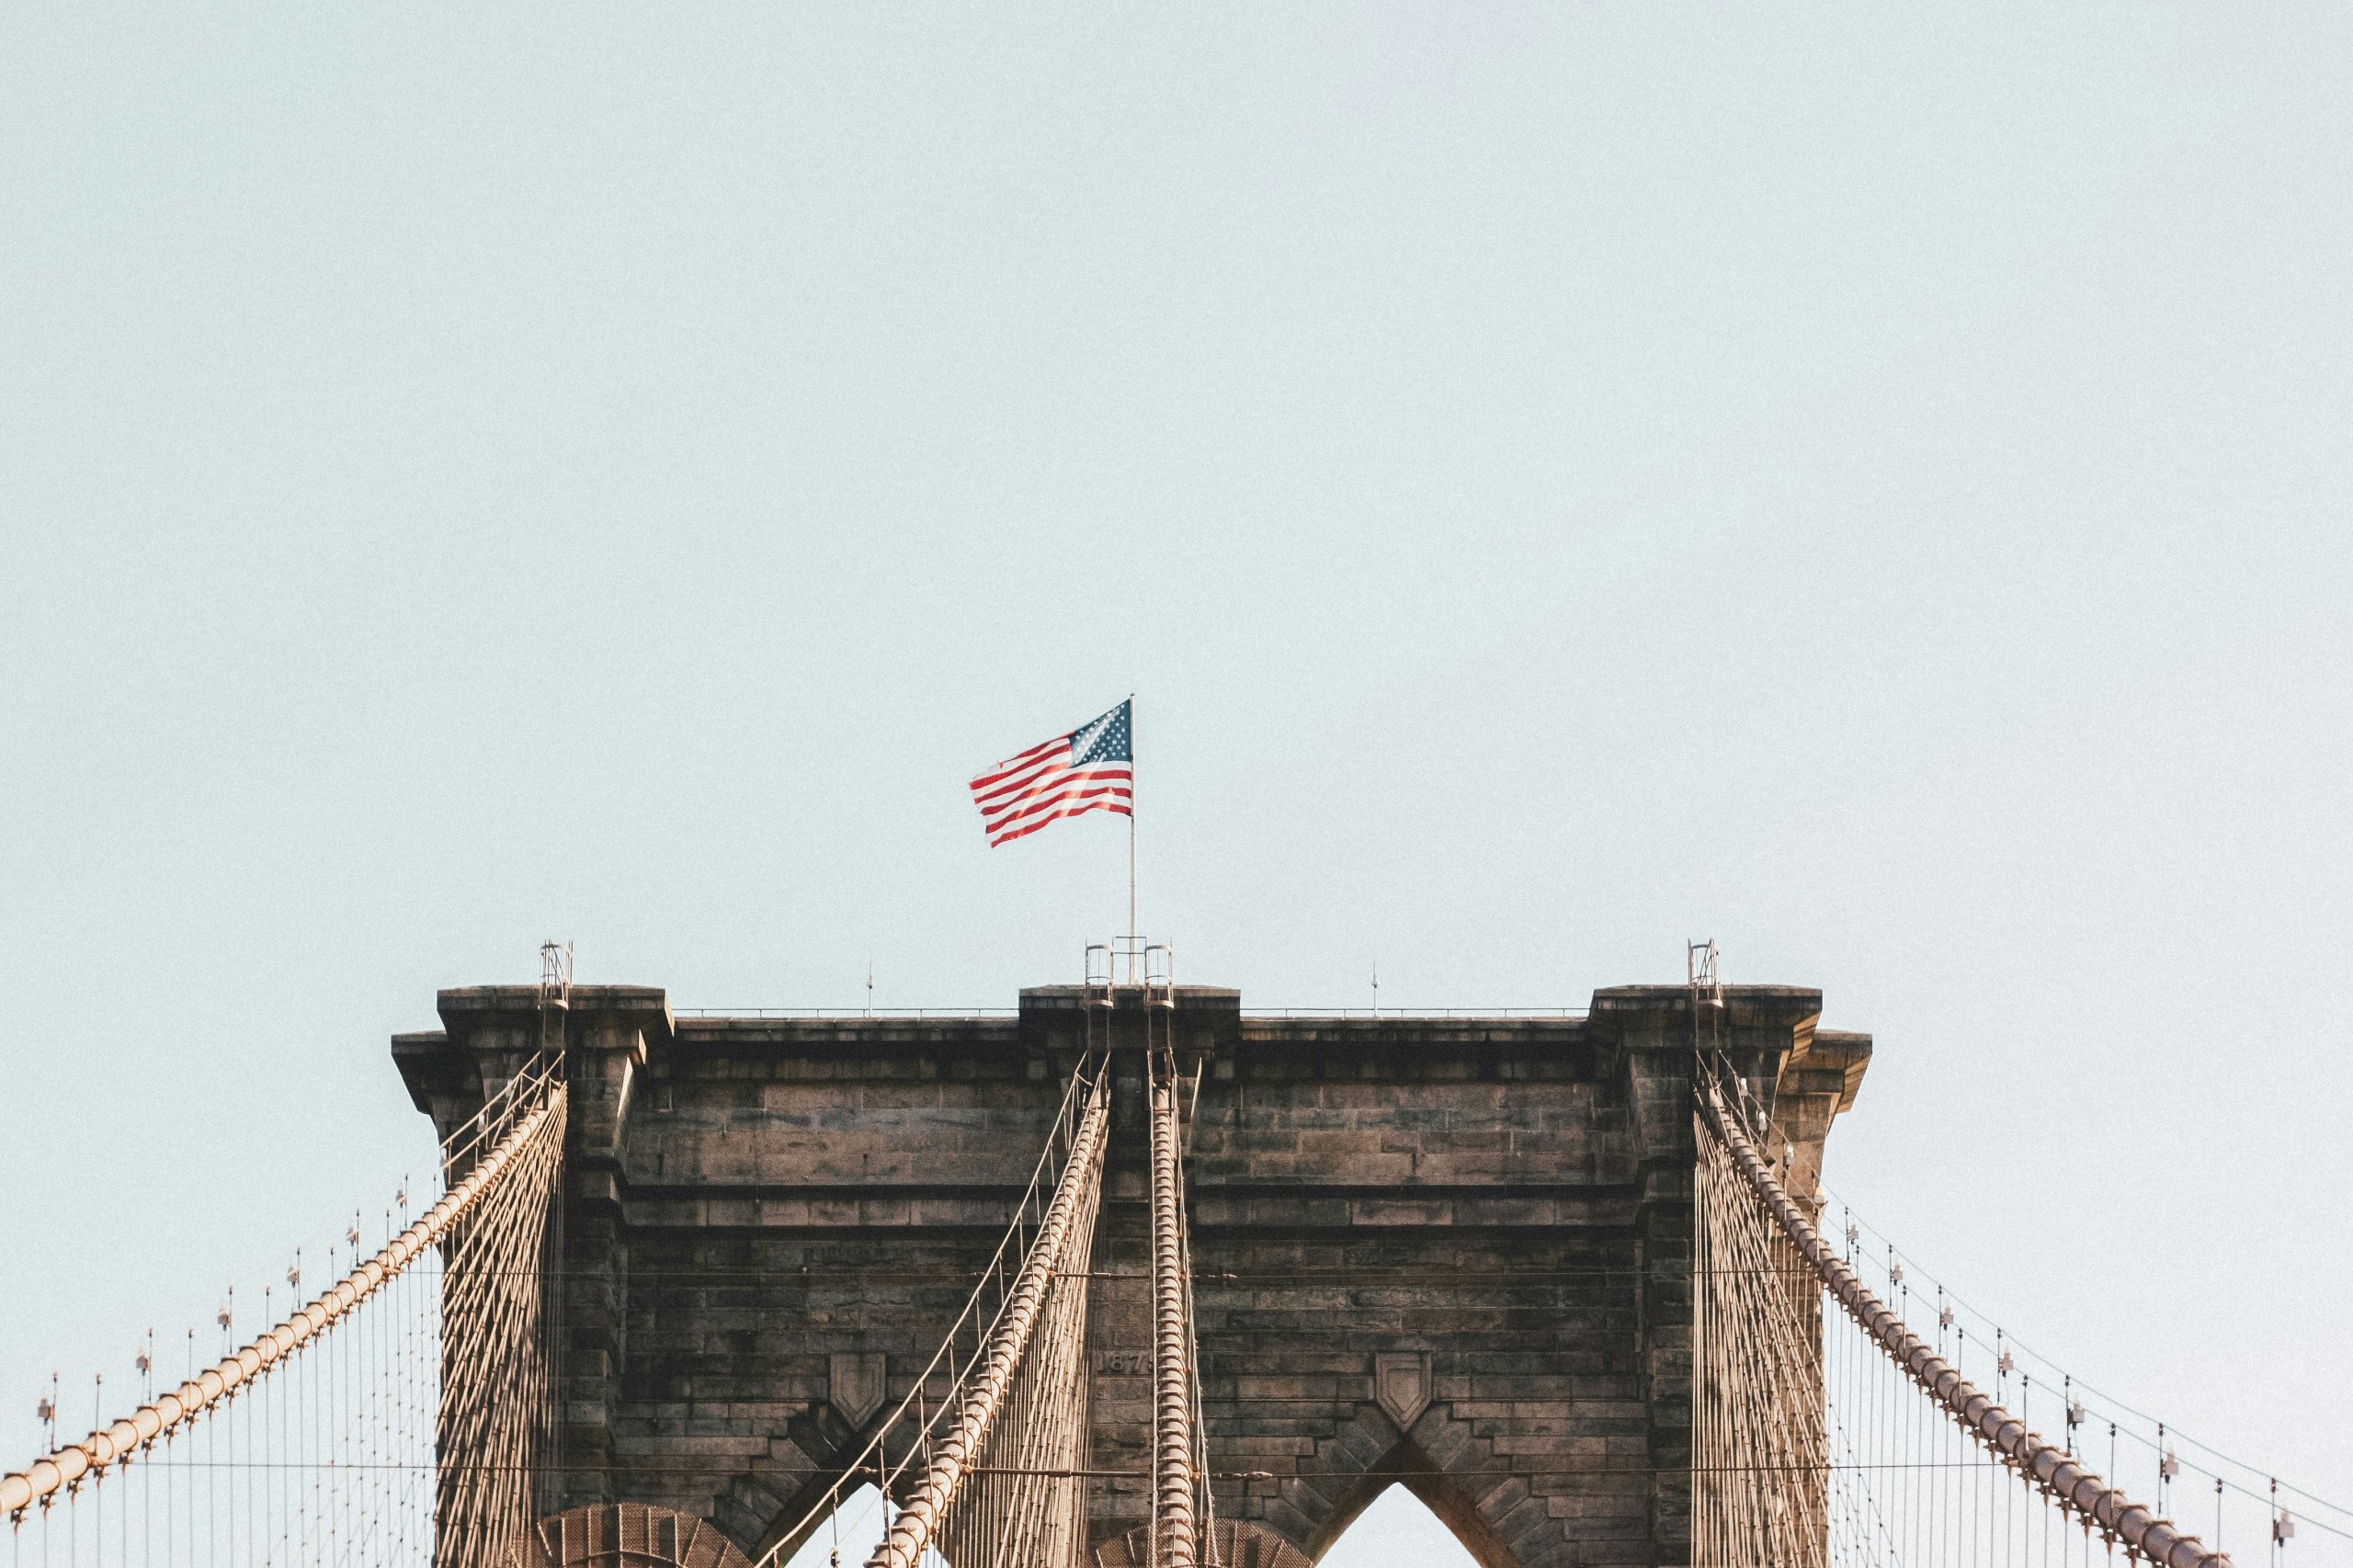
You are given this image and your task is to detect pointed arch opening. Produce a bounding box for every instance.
[1319,1484,1484,1568]
[1290,1418,1531,1568]
[771,1483,891,1568]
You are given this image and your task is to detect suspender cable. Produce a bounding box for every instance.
[1149,1033,1198,1568]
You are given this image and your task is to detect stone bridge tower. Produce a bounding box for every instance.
[393,979,1870,1568]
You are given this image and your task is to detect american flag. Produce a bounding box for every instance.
[969,700,1133,847]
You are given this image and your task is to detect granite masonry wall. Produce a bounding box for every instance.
[392,980,1870,1568]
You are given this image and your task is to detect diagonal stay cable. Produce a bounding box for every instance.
[861,1065,1112,1568]
[1697,1078,2234,1568]
[1,1058,565,1524]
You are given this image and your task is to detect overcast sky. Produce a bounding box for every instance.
[6,6,2349,1562]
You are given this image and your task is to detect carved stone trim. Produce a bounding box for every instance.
[829,1352,888,1427]
[1373,1350,1432,1432]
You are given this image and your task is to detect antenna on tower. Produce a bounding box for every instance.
[866,960,875,1019]
[539,939,574,1054]
[1688,938,1726,1069]
[1688,937,1722,997]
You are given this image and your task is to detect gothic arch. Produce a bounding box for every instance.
[743,1483,897,1568]
[715,1401,901,1563]
[729,1465,871,1566]
[1252,1403,1565,1568]
[1319,1486,1484,1567]
[518,1503,756,1567]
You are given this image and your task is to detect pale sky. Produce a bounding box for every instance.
[6,6,2350,1563]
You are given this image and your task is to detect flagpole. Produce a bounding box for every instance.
[1127,693,1138,984]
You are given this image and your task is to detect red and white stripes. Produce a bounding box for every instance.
[968,731,1131,846]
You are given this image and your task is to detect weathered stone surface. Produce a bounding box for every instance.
[1374,1352,1432,1432]
[394,979,1868,1568]
[825,1353,887,1427]
[521,1502,755,1567]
